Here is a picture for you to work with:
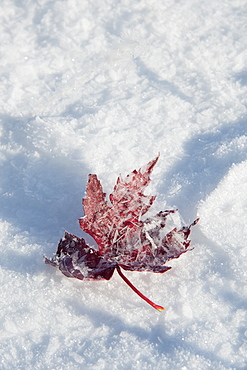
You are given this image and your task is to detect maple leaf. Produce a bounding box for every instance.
[45,156,199,311]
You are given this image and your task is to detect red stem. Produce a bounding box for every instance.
[116,265,164,312]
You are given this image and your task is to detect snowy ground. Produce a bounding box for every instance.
[0,0,247,369]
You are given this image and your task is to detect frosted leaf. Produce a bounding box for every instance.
[46,157,198,310]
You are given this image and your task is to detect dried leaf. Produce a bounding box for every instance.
[46,156,198,311]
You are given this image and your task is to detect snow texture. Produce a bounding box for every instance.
[0,0,246,369]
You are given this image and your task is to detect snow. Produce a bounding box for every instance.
[0,0,246,368]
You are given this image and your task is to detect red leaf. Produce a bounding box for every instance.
[46,156,199,311]
[45,232,116,281]
[79,156,159,254]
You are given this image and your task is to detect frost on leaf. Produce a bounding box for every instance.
[45,156,199,311]
[79,156,158,255]
[45,232,116,281]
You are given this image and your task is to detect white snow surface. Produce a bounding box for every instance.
[0,0,247,369]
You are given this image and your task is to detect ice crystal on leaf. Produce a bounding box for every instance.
[45,156,198,311]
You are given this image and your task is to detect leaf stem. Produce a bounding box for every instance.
[116,265,164,312]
